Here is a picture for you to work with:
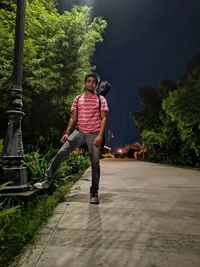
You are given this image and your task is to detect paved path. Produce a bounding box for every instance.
[19,159,200,267]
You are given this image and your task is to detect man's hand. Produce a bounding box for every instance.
[93,135,103,146]
[60,133,69,144]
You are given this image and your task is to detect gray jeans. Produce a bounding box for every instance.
[45,129,101,193]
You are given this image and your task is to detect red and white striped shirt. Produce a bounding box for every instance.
[71,93,109,133]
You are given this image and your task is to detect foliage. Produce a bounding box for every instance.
[0,181,20,250]
[24,149,90,187]
[0,1,15,106]
[132,86,162,131]
[141,130,182,164]
[0,0,107,150]
[141,130,167,162]
[163,90,200,148]
[132,80,177,132]
[53,153,90,181]
[162,74,200,167]
[0,183,19,216]
[24,147,57,181]
[131,55,200,167]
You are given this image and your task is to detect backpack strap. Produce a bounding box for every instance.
[76,95,81,117]
[96,93,101,114]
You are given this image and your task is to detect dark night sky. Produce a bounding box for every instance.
[58,0,200,152]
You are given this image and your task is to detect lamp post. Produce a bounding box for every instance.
[2,0,29,192]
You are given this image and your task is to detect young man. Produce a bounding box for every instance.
[34,72,109,204]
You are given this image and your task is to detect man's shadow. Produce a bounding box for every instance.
[83,204,103,266]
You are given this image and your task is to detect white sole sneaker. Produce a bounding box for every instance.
[90,196,99,204]
[34,180,51,189]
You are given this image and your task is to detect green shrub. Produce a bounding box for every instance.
[0,182,20,254]
[24,147,57,182]
[0,183,71,266]
[142,130,168,162]
[24,149,90,186]
[142,129,200,167]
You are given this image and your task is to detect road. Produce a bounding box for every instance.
[19,159,200,267]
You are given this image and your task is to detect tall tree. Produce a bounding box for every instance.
[131,80,177,133]
[131,54,200,167]
[162,67,200,161]
[0,0,107,150]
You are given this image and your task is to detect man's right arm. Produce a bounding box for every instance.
[60,110,77,144]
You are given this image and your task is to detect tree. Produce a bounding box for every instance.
[0,1,107,150]
[131,86,162,131]
[131,54,200,167]
[131,80,177,132]
[162,68,200,165]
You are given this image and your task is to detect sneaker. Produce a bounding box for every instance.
[90,192,99,204]
[34,178,51,189]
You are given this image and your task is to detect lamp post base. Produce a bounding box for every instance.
[2,167,30,192]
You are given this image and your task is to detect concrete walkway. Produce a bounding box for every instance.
[19,159,200,267]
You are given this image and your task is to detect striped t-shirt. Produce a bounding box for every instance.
[71,93,109,133]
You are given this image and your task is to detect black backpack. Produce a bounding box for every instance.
[96,80,111,97]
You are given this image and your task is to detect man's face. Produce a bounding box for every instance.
[85,76,97,92]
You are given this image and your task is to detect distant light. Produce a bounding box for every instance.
[118,149,122,153]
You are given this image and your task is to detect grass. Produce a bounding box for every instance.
[0,170,86,267]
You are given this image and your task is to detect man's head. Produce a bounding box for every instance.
[84,72,100,92]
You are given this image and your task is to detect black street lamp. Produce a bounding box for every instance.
[2,0,29,192]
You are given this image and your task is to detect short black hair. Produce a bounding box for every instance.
[84,72,100,84]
